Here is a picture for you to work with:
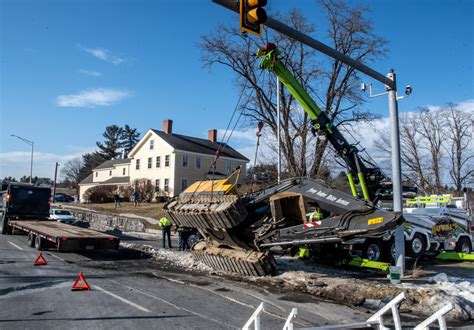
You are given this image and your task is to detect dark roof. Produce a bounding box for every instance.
[102,176,130,184]
[93,158,131,170]
[79,173,94,185]
[151,129,249,161]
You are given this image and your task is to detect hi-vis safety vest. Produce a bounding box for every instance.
[159,217,171,228]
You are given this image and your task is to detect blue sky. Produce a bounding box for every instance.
[1,0,472,179]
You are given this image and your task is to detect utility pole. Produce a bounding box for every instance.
[277,77,281,184]
[387,70,405,273]
[11,134,34,183]
[53,162,60,201]
[213,0,405,274]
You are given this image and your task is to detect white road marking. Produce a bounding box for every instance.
[8,241,24,250]
[94,285,151,313]
[47,252,66,262]
[108,279,237,329]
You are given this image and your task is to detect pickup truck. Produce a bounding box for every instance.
[1,182,119,251]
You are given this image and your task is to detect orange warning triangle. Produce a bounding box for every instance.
[71,272,91,291]
[34,253,47,266]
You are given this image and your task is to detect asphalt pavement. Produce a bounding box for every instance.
[0,232,369,329]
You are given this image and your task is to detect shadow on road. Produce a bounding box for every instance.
[0,315,192,322]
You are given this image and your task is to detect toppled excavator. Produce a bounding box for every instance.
[164,44,404,276]
[165,170,403,276]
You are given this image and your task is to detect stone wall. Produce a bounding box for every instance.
[70,209,146,233]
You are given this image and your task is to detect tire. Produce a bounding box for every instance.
[27,233,36,247]
[362,240,384,261]
[455,237,472,254]
[187,234,200,248]
[1,213,9,235]
[35,235,45,250]
[405,233,426,258]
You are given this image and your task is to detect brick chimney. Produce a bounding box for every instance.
[208,129,217,142]
[163,119,173,134]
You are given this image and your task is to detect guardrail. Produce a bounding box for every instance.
[243,293,455,330]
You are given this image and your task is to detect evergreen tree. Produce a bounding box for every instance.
[120,124,140,157]
[79,153,106,182]
[96,125,123,160]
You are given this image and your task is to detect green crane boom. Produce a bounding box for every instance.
[257,43,385,200]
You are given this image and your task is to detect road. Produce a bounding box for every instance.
[0,232,369,329]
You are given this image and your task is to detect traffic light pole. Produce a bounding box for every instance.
[213,0,405,274]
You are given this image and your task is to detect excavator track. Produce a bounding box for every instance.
[165,195,248,230]
[191,241,276,277]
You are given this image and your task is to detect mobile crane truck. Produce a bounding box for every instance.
[1,182,119,251]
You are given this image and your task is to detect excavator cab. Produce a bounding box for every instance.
[269,192,306,225]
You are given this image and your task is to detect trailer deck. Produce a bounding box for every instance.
[10,220,119,251]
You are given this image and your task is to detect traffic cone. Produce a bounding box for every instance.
[71,272,91,291]
[34,253,48,266]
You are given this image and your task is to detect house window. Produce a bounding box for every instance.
[156,156,161,168]
[95,172,98,177]
[123,168,126,175]
[226,161,232,174]
[182,155,188,168]
[148,157,152,169]
[155,179,160,191]
[136,159,140,170]
[165,155,170,167]
[195,157,201,169]
[149,139,154,150]
[164,178,169,192]
[109,170,112,176]
[181,178,188,192]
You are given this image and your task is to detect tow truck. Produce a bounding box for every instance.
[1,182,119,251]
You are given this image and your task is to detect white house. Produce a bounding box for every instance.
[79,120,249,202]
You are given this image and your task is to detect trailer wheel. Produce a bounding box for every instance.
[405,233,425,258]
[362,240,383,261]
[455,237,472,254]
[35,235,45,250]
[1,214,9,235]
[27,233,36,247]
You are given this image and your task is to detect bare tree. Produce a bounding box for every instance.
[61,157,83,189]
[418,107,446,193]
[444,103,474,195]
[375,113,432,193]
[200,0,386,177]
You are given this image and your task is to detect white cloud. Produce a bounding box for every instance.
[83,47,125,65]
[222,99,473,173]
[56,88,132,108]
[78,69,102,77]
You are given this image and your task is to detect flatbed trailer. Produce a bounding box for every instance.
[10,220,119,252]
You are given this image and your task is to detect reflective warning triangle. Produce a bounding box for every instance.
[71,272,91,291]
[34,253,48,266]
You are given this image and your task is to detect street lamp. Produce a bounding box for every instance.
[11,134,34,184]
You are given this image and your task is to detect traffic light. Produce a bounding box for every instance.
[240,0,267,37]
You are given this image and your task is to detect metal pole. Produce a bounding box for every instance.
[277,77,281,184]
[53,162,59,200]
[212,0,394,88]
[386,70,405,275]
[30,142,34,183]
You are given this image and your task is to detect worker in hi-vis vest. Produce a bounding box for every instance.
[159,216,173,249]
